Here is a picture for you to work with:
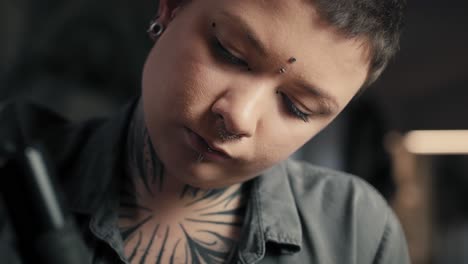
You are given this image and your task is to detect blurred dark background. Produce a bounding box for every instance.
[0,0,155,120]
[1,0,467,263]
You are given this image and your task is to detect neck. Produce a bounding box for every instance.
[122,100,246,219]
[118,102,247,262]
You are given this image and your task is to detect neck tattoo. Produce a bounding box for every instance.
[118,102,248,263]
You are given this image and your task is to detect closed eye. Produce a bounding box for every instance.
[279,92,311,122]
[213,37,250,69]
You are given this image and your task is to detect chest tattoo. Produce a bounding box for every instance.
[118,184,245,264]
[119,119,247,263]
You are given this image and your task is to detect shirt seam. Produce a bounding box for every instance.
[371,207,390,264]
[264,233,301,245]
[89,212,129,264]
[239,179,266,264]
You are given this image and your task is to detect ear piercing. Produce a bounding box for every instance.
[147,19,164,40]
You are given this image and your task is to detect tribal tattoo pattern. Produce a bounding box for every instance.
[118,106,248,264]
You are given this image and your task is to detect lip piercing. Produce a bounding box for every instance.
[279,68,286,74]
[197,153,204,163]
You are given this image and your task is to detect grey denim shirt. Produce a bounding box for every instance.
[0,101,410,263]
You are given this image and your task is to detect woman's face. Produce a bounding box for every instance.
[142,0,369,188]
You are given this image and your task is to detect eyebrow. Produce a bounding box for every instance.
[297,82,339,115]
[219,11,268,57]
[219,11,339,114]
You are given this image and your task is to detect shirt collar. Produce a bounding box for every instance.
[238,162,302,263]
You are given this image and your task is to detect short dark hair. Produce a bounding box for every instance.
[313,0,406,88]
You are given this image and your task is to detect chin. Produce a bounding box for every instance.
[169,160,244,189]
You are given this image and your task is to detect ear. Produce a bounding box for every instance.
[157,0,186,25]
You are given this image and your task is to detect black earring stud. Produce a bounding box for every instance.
[147,20,164,40]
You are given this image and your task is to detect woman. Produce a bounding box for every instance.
[1,0,408,263]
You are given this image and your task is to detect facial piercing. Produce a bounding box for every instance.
[218,129,241,141]
[147,20,164,40]
[197,153,204,163]
[215,114,242,141]
[217,127,241,141]
[278,57,297,74]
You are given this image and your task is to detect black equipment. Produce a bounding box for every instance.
[0,107,91,264]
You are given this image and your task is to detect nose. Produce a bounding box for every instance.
[211,84,268,138]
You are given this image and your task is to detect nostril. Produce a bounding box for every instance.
[211,95,256,138]
[217,125,242,141]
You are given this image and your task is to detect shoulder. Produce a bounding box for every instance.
[282,159,410,263]
[284,158,388,211]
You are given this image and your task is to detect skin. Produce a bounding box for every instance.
[119,102,246,263]
[118,0,370,263]
[142,0,369,189]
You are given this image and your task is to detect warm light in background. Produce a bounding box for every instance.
[403,130,468,155]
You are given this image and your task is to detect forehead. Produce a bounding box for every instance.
[197,0,370,106]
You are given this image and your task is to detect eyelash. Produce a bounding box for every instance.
[280,92,310,122]
[212,37,310,122]
[213,37,249,68]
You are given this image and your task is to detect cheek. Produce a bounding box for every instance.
[253,119,328,166]
[167,53,227,122]
[142,35,218,117]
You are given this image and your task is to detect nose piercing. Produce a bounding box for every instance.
[217,127,241,141]
[218,128,241,141]
[147,19,164,40]
[214,114,242,141]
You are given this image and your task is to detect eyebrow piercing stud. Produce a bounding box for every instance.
[279,57,297,74]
